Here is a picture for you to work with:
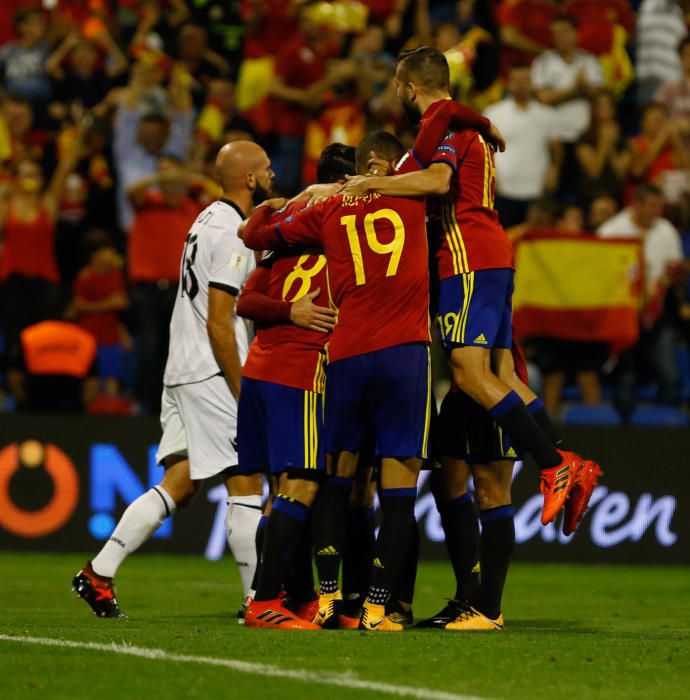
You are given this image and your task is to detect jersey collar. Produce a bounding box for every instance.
[220,198,246,220]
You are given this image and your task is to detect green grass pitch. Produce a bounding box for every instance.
[2,553,689,700]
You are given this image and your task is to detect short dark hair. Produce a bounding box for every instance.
[140,113,170,126]
[552,13,578,29]
[355,131,404,174]
[13,7,43,31]
[396,46,450,92]
[316,143,356,183]
[633,183,663,202]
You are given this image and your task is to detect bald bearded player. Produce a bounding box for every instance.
[73,142,275,619]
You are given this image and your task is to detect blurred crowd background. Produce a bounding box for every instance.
[1,0,690,426]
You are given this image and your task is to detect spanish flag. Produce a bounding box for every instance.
[513,232,642,351]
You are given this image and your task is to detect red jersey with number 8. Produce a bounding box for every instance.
[241,247,329,392]
[243,194,430,362]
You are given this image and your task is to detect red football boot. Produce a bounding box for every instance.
[563,458,603,535]
[245,599,320,630]
[540,450,580,525]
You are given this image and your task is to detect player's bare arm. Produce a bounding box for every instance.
[207,287,242,400]
[341,162,452,198]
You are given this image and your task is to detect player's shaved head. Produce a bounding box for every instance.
[215,140,274,206]
[396,47,450,93]
[355,131,404,174]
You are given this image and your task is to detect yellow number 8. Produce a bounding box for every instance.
[282,254,327,301]
[341,208,406,286]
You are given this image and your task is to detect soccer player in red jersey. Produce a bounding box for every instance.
[341,47,601,534]
[236,146,350,630]
[243,131,431,631]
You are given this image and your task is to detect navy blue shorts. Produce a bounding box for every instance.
[437,389,523,464]
[437,269,514,351]
[237,377,324,476]
[325,343,432,460]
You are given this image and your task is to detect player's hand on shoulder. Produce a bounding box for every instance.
[263,197,289,210]
[289,289,337,333]
[339,174,373,197]
[292,183,340,209]
[487,122,506,153]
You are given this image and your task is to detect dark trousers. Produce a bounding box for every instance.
[1,274,61,354]
[494,195,532,229]
[130,281,177,413]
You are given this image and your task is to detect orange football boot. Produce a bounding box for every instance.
[540,450,580,525]
[292,598,320,622]
[338,613,360,629]
[245,599,320,630]
[563,458,603,535]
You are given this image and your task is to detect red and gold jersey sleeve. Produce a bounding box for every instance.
[430,129,514,277]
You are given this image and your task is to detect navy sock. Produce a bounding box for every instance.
[312,476,351,595]
[489,391,561,470]
[438,492,480,602]
[478,504,515,619]
[285,513,316,602]
[342,506,375,601]
[254,496,308,602]
[250,514,268,591]
[367,488,417,607]
[528,398,564,448]
[397,519,420,606]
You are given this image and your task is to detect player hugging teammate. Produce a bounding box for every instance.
[73,46,602,632]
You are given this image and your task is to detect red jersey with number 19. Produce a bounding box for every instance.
[243,194,430,363]
[396,100,514,279]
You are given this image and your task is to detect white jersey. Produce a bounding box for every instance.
[163,199,256,387]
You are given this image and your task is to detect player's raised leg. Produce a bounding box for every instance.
[492,346,602,533]
[439,270,581,525]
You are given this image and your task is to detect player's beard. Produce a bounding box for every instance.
[401,99,422,126]
[252,180,271,206]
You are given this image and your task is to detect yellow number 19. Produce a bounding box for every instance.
[341,208,406,286]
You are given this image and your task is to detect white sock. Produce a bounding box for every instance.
[226,495,262,599]
[92,487,177,578]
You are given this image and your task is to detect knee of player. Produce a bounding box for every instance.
[169,480,202,509]
[472,470,510,510]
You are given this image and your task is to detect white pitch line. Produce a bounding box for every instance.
[0,634,493,700]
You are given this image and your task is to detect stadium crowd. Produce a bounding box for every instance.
[1,0,690,423]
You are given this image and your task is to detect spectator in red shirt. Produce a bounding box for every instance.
[628,102,690,200]
[72,231,129,395]
[241,0,300,60]
[0,134,82,355]
[126,155,209,412]
[564,0,634,54]
[266,11,352,194]
[498,0,555,76]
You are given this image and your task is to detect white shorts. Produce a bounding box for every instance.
[156,374,238,481]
